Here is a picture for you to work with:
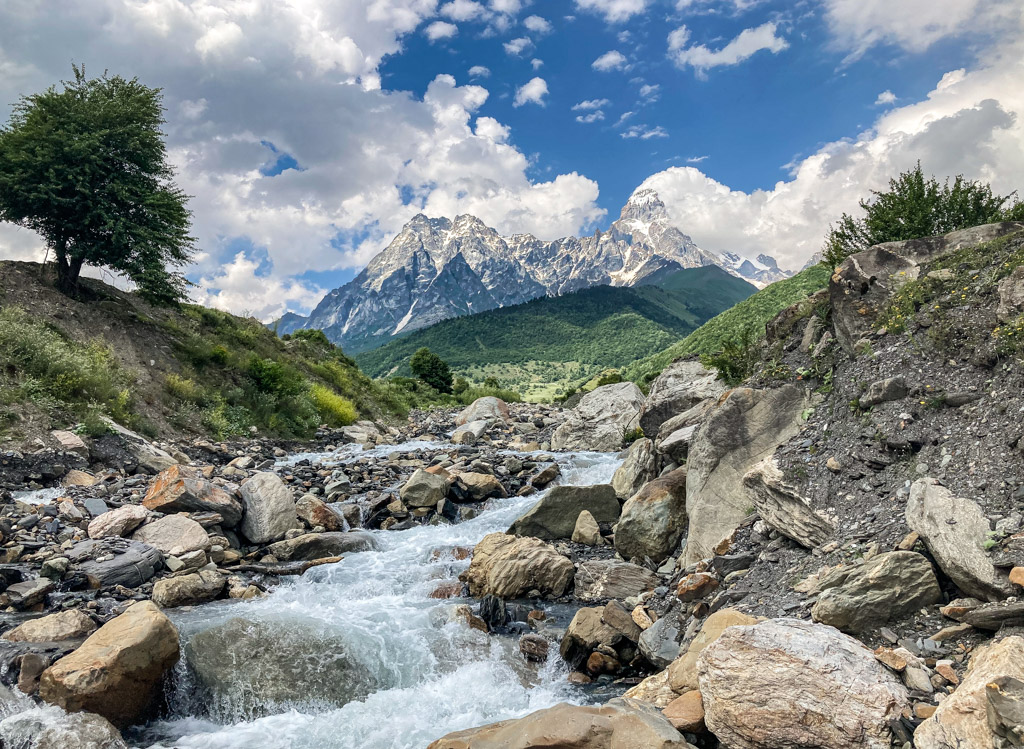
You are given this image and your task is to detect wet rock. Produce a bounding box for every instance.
[456,396,510,426]
[530,463,560,488]
[39,601,180,728]
[572,510,604,545]
[267,531,378,562]
[811,551,942,634]
[906,478,1013,600]
[6,578,54,609]
[668,608,759,694]
[142,465,243,527]
[742,457,834,548]
[87,504,150,539]
[611,438,658,500]
[0,707,127,749]
[574,559,658,602]
[2,609,96,642]
[66,538,163,589]
[560,605,638,669]
[508,484,620,540]
[519,633,549,662]
[461,533,574,599]
[551,382,645,452]
[615,467,687,564]
[698,618,909,749]
[401,469,449,509]
[239,472,297,544]
[639,359,724,437]
[295,494,344,531]
[132,514,211,557]
[152,570,226,608]
[457,471,507,500]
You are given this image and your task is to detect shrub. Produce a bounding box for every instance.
[310,384,358,426]
[595,371,623,387]
[700,327,758,386]
[246,355,303,396]
[165,373,204,404]
[622,427,645,446]
[410,347,453,393]
[452,377,469,394]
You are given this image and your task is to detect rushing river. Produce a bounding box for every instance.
[119,444,623,749]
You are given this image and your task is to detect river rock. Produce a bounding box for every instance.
[623,669,678,708]
[668,608,759,693]
[685,385,813,564]
[639,613,681,669]
[87,504,150,539]
[152,570,226,608]
[508,484,620,540]
[639,359,724,437]
[614,467,687,564]
[66,538,162,589]
[39,601,180,728]
[457,471,507,500]
[560,605,639,668]
[267,530,378,561]
[698,618,909,749]
[6,578,54,609]
[401,469,449,509]
[906,477,1013,600]
[742,457,834,548]
[427,699,693,749]
[462,532,574,599]
[574,559,658,602]
[611,438,658,499]
[132,514,210,557]
[663,690,705,733]
[551,382,645,452]
[239,471,297,544]
[142,464,243,526]
[2,609,96,642]
[572,510,603,545]
[811,551,941,633]
[914,636,1024,749]
[295,494,344,531]
[456,396,510,426]
[452,420,491,446]
[0,707,128,749]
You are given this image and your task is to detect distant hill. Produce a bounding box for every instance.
[355,265,756,400]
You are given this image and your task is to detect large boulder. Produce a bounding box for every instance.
[131,514,210,557]
[266,530,378,561]
[427,699,693,749]
[611,438,659,500]
[38,601,180,728]
[685,385,813,564]
[697,618,909,749]
[456,396,510,425]
[560,602,641,668]
[668,608,758,693]
[101,418,179,473]
[639,614,681,669]
[87,504,150,539]
[906,477,1013,600]
[811,551,941,633]
[614,468,688,564]
[461,533,574,599]
[551,382,645,452]
[639,360,724,437]
[457,472,508,500]
[400,468,449,509]
[2,609,97,643]
[0,707,128,749]
[574,559,658,602]
[152,570,225,608]
[142,464,243,527]
[238,472,296,544]
[914,636,1024,749]
[742,457,834,548]
[508,484,620,540]
[66,538,162,589]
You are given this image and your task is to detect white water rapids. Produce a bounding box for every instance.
[121,444,623,749]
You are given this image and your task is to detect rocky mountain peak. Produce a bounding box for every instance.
[619,188,668,223]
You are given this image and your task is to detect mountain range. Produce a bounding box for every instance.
[277,188,793,354]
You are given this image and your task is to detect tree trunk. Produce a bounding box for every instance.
[56,252,84,296]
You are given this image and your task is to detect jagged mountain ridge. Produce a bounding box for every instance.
[278,188,792,353]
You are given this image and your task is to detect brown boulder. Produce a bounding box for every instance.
[143,464,243,527]
[461,533,574,599]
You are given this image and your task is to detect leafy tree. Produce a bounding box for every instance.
[483,375,500,389]
[452,376,469,394]
[823,163,1014,267]
[0,65,195,301]
[409,347,453,393]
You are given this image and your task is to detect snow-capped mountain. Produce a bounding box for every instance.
[718,251,794,287]
[278,189,790,352]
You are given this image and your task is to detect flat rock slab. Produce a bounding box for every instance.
[574,559,658,602]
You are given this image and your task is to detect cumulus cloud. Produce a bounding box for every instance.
[513,77,549,107]
[531,58,544,70]
[573,98,611,111]
[622,124,668,139]
[503,36,532,55]
[639,83,660,102]
[440,0,489,22]
[592,50,628,71]
[468,64,491,78]
[425,21,459,41]
[523,15,552,34]
[669,22,788,75]
[875,90,897,106]
[575,0,651,23]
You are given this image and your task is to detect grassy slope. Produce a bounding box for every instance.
[622,263,832,383]
[354,266,755,398]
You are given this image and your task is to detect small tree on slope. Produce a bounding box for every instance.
[0,65,195,302]
[410,347,453,394]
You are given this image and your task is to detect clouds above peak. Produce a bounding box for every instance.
[668,21,788,75]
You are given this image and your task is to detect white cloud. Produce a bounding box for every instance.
[573,98,611,111]
[641,28,1024,270]
[425,21,459,41]
[196,252,326,321]
[639,83,660,102]
[592,49,628,71]
[504,36,532,55]
[686,154,708,163]
[523,15,552,34]
[576,111,606,123]
[440,0,489,22]
[490,0,522,13]
[575,0,651,23]
[616,110,636,125]
[622,124,668,139]
[669,21,787,75]
[875,90,897,106]
[513,77,549,107]
[531,58,544,70]
[468,65,491,78]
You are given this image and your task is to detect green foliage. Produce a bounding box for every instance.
[482,375,500,389]
[700,327,758,386]
[409,347,453,393]
[0,66,194,301]
[310,384,357,427]
[823,163,1013,267]
[452,377,469,395]
[595,371,624,386]
[165,373,205,404]
[622,427,645,446]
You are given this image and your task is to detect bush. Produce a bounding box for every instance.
[410,347,453,393]
[700,327,758,386]
[310,384,357,426]
[595,371,623,387]
[452,376,469,394]
[165,373,204,404]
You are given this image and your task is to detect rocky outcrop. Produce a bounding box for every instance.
[461,533,574,599]
[611,438,659,499]
[685,385,813,564]
[142,464,243,526]
[906,477,1013,600]
[614,467,687,564]
[508,484,620,540]
[152,570,225,608]
[2,609,96,642]
[400,468,449,509]
[131,514,210,557]
[456,396,510,425]
[639,359,724,437]
[427,699,694,749]
[266,530,378,561]
[914,635,1024,749]
[574,559,658,602]
[811,551,942,633]
[238,472,296,544]
[668,608,758,693]
[742,457,834,548]
[697,618,909,749]
[38,601,180,728]
[551,382,645,452]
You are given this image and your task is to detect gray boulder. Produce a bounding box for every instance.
[152,570,225,608]
[639,614,681,669]
[859,376,908,408]
[66,538,162,589]
[456,396,509,425]
[462,533,575,600]
[508,484,620,540]
[131,514,210,557]
[610,438,658,499]
[267,531,378,562]
[614,467,687,564]
[0,708,128,749]
[742,457,834,548]
[639,359,724,437]
[452,420,491,446]
[239,472,297,544]
[574,559,658,602]
[400,469,449,509]
[550,382,645,452]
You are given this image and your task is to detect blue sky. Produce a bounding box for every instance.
[0,0,1021,318]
